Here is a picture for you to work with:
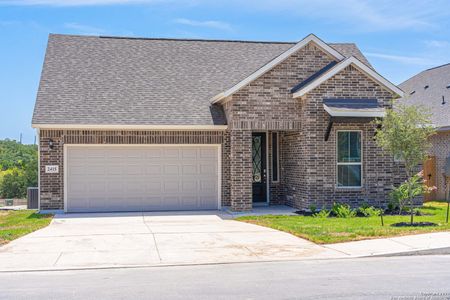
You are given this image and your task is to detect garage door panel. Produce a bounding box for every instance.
[182,164,198,175]
[147,148,162,158]
[199,164,216,175]
[66,146,219,212]
[107,165,124,175]
[200,148,216,158]
[164,165,180,175]
[164,148,180,158]
[181,180,198,193]
[182,148,197,158]
[146,164,162,175]
[163,180,180,194]
[125,164,144,175]
[107,181,124,192]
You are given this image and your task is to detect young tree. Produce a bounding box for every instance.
[375,103,435,224]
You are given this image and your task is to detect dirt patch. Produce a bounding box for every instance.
[329,232,353,237]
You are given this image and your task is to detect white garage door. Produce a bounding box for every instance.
[66,145,220,212]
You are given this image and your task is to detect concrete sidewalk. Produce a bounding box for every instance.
[323,232,450,257]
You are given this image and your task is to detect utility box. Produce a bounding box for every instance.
[27,187,39,209]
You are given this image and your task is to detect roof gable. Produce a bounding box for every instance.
[210,34,345,104]
[292,56,404,98]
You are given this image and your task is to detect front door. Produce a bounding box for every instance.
[252,132,267,203]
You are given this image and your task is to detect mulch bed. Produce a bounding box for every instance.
[391,222,438,227]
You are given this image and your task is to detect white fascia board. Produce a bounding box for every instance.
[292,56,404,99]
[32,124,228,130]
[323,105,386,118]
[210,34,345,104]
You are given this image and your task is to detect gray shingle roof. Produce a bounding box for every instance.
[32,34,372,126]
[399,63,450,128]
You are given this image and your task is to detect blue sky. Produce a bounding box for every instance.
[1,0,450,144]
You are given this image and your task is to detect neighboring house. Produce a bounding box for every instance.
[32,33,404,213]
[400,63,450,200]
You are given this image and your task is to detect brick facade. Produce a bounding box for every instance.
[39,130,229,210]
[38,42,404,212]
[429,132,450,200]
[223,43,335,131]
[284,65,398,210]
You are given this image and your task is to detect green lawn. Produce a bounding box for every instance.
[0,210,53,245]
[237,202,450,244]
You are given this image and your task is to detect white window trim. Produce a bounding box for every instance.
[271,132,280,183]
[336,130,363,188]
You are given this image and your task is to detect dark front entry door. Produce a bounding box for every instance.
[252,132,267,203]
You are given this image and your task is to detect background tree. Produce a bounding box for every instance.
[0,139,38,199]
[375,103,435,224]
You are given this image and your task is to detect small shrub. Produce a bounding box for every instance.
[388,184,408,214]
[309,204,317,214]
[387,200,399,213]
[358,206,382,217]
[313,209,330,218]
[359,202,370,209]
[331,202,357,218]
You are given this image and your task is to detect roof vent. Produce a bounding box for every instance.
[447,84,450,89]
[410,90,416,95]
[442,96,446,105]
[424,85,429,89]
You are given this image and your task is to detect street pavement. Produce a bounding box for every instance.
[1,255,450,299]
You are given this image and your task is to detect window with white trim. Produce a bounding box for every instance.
[337,131,362,187]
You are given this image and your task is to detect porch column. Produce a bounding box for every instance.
[230,129,253,211]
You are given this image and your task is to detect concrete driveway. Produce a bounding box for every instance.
[0,211,341,271]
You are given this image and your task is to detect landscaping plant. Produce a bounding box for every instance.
[358,206,382,217]
[309,204,317,214]
[375,103,436,224]
[313,209,330,218]
[389,171,436,215]
[331,202,357,218]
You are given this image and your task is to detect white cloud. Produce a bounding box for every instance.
[365,52,439,66]
[234,0,448,32]
[64,22,107,35]
[0,0,156,6]
[0,20,21,26]
[173,18,232,31]
[424,40,450,49]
